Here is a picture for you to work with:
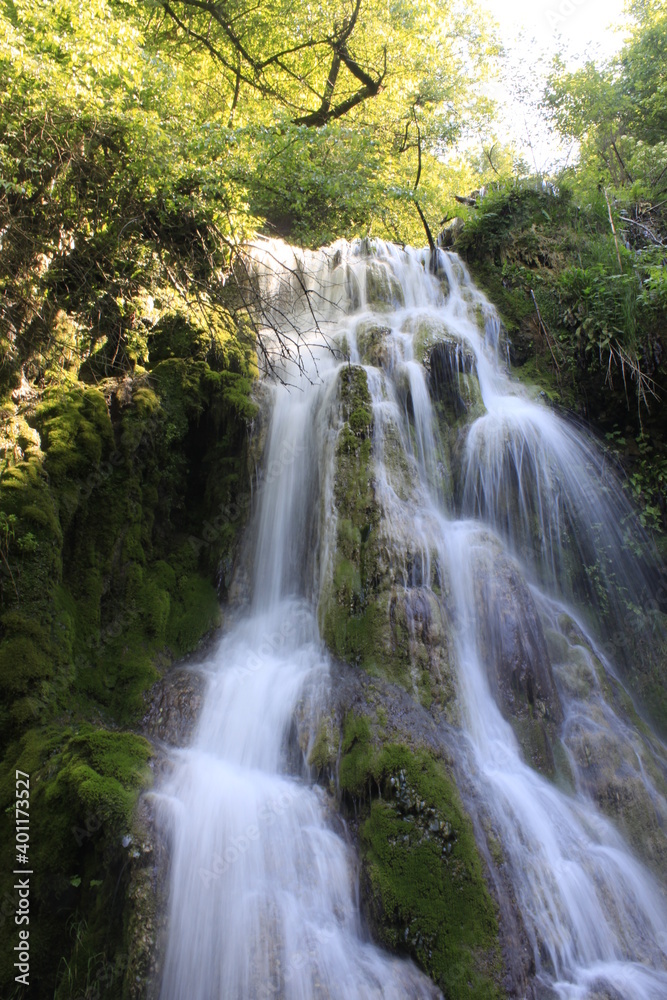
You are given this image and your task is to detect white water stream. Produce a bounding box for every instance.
[156,239,667,999]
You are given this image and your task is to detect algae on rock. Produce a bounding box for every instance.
[336,710,504,1000]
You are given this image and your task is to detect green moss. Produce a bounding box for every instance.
[319,365,423,689]
[0,634,53,694]
[339,712,374,795]
[337,721,503,998]
[308,715,337,775]
[35,387,115,504]
[364,261,405,310]
[51,726,151,825]
[322,590,413,687]
[355,321,391,368]
[165,571,222,655]
[0,297,256,994]
[0,724,152,992]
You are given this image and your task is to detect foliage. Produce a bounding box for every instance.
[453,3,667,540]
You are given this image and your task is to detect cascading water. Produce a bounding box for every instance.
[155,236,667,1000]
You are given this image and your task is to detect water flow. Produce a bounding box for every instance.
[156,250,440,999]
[157,237,667,1000]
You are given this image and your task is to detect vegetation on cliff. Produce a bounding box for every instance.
[453,1,667,537]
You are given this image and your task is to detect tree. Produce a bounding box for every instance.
[147,0,387,127]
[543,0,667,192]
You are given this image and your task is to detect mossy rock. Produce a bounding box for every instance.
[427,339,484,428]
[0,297,255,994]
[355,321,392,368]
[363,261,405,310]
[308,714,338,777]
[336,719,503,999]
[0,724,152,993]
[320,364,457,707]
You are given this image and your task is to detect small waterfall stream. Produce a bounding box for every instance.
[155,239,667,999]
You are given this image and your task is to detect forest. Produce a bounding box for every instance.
[1,0,667,997]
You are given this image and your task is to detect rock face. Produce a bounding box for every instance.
[437,217,465,248]
[142,666,208,747]
[123,663,213,999]
[319,364,458,714]
[355,321,392,368]
[545,616,667,877]
[307,663,508,1000]
[122,795,168,1000]
[426,338,483,425]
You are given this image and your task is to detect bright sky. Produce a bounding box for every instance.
[481,0,628,60]
[475,0,630,172]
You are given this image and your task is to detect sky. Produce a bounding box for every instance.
[475,0,630,172]
[481,0,628,61]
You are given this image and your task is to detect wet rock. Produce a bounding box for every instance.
[355,320,392,368]
[122,792,169,1000]
[563,706,667,876]
[475,551,563,728]
[328,691,504,999]
[142,667,207,746]
[363,260,405,310]
[546,615,667,873]
[436,217,464,249]
[426,339,482,423]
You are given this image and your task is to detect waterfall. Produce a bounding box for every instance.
[154,237,667,1000]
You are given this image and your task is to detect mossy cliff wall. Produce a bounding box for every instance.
[0,312,256,997]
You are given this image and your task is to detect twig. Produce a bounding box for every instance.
[619,214,665,247]
[605,340,660,427]
[0,549,20,604]
[610,139,633,183]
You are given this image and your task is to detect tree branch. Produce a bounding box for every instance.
[293,47,386,127]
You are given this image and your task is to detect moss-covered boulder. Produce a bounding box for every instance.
[362,260,405,311]
[355,320,392,368]
[337,712,504,1000]
[426,338,485,429]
